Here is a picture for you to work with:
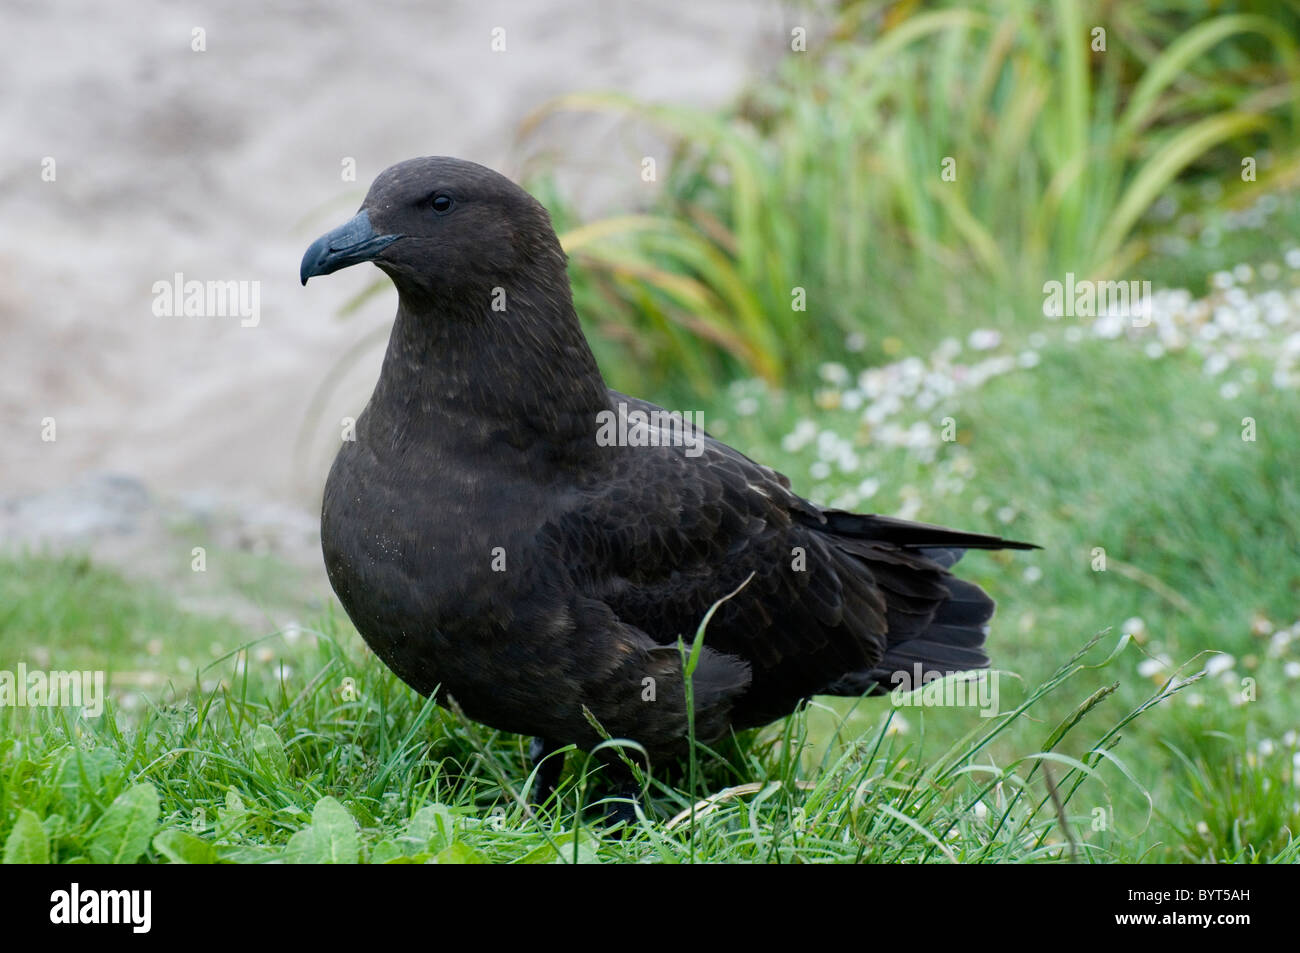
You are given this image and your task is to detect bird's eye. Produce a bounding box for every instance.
[431,194,454,214]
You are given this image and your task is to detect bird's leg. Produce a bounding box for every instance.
[528,736,565,807]
[599,783,643,832]
[584,752,649,834]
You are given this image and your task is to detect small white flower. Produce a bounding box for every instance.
[1137,655,1171,678]
[905,421,933,448]
[1121,617,1146,637]
[934,337,962,361]
[885,713,911,736]
[1213,305,1240,333]
[1204,653,1235,677]
[816,430,842,456]
[968,329,1002,351]
[1093,314,1125,339]
[895,497,922,520]
[819,362,850,386]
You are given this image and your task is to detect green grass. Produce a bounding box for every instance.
[0,560,1194,863]
[4,284,1298,862]
[1,554,243,694]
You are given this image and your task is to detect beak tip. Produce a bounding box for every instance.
[298,210,399,289]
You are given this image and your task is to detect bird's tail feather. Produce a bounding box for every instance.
[819,509,1038,552]
[821,547,999,697]
[814,509,1035,698]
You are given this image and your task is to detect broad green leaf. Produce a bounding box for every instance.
[550,831,601,865]
[89,783,159,864]
[401,804,453,854]
[57,748,122,809]
[217,844,277,864]
[3,810,50,864]
[217,788,247,839]
[284,827,321,864]
[310,797,358,864]
[518,842,559,864]
[433,842,485,864]
[152,829,217,865]
[252,724,290,779]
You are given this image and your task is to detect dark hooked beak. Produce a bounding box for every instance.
[300,210,402,285]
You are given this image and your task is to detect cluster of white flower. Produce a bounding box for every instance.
[1250,728,1300,788]
[1151,190,1286,257]
[1264,618,1300,674]
[751,253,1300,516]
[1130,611,1300,713]
[774,336,1031,509]
[1091,269,1300,394]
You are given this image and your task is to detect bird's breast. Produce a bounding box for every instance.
[319,430,572,694]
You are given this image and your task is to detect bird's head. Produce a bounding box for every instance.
[300,156,566,301]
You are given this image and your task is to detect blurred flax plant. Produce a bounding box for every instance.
[525,0,1300,391]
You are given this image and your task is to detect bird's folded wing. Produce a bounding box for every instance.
[545,403,902,705]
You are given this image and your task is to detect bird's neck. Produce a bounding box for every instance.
[367,287,614,463]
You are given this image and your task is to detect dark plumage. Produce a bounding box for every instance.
[300,156,1035,777]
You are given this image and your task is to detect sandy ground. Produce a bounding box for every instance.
[1,0,790,587]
